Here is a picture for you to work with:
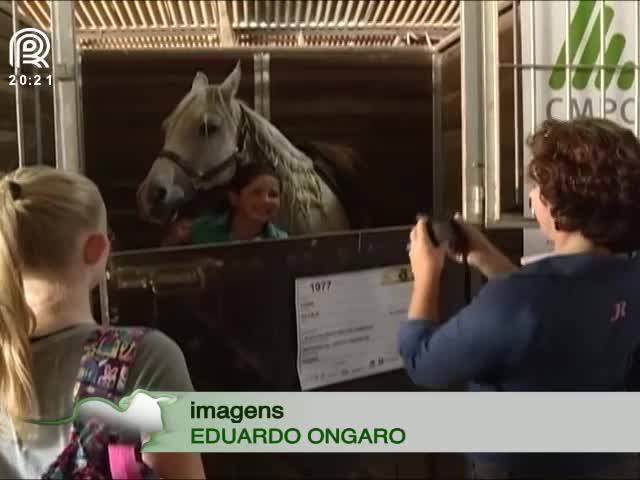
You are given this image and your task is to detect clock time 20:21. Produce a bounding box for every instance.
[8,74,53,86]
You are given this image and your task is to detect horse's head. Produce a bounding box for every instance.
[137,62,244,224]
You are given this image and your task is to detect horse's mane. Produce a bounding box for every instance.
[237,102,329,229]
[295,140,369,228]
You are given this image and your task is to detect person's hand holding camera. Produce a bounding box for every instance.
[408,216,446,286]
[449,213,517,278]
[407,217,445,320]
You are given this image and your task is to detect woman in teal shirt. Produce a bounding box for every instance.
[163,162,288,245]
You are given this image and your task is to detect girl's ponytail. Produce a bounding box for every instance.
[0,179,37,432]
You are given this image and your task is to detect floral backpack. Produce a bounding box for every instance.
[41,327,159,480]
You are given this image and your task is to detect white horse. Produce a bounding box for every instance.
[136,62,358,236]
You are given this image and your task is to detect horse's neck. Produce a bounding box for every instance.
[240,104,324,233]
[240,104,313,170]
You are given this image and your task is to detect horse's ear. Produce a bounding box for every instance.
[191,71,209,92]
[220,61,241,100]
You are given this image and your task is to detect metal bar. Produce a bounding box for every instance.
[76,52,85,173]
[23,1,46,28]
[323,0,332,25]
[11,0,25,168]
[78,1,96,28]
[216,1,235,46]
[391,0,406,24]
[177,0,189,26]
[410,0,428,25]
[484,214,539,230]
[304,0,312,26]
[314,1,323,25]
[362,0,376,25]
[200,0,210,26]
[188,0,199,26]
[34,1,51,25]
[438,0,458,26]
[353,0,365,25]
[34,77,42,165]
[51,0,81,171]
[529,0,536,215]
[99,273,111,326]
[102,1,118,28]
[134,0,148,27]
[333,1,344,26]
[600,0,605,117]
[123,1,138,28]
[253,52,262,114]
[274,0,281,25]
[483,0,501,225]
[344,0,355,25]
[90,0,108,28]
[430,0,449,25]
[381,0,395,24]
[401,0,418,25]
[295,0,303,26]
[263,53,270,120]
[432,52,444,217]
[243,0,249,26]
[513,0,521,206]
[460,0,484,224]
[147,0,159,26]
[565,0,571,120]
[111,0,127,28]
[636,0,639,136]
[372,0,386,23]
[166,0,178,26]
[157,0,168,26]
[421,1,438,24]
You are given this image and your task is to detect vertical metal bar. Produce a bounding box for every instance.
[99,274,111,326]
[483,0,501,225]
[460,0,484,224]
[34,79,42,165]
[565,0,571,120]
[51,0,81,172]
[11,0,25,168]
[636,0,639,136]
[513,0,521,206]
[253,52,263,115]
[76,52,86,173]
[431,52,444,217]
[262,53,271,121]
[527,0,536,217]
[599,0,605,117]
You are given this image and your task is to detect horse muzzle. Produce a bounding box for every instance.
[138,180,188,225]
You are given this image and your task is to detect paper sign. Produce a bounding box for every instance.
[294,265,412,390]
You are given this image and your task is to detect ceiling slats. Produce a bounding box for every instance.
[19,0,466,50]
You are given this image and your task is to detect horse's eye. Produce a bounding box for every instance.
[199,122,217,137]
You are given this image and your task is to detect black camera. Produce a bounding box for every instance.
[417,214,467,254]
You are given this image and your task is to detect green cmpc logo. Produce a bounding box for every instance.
[549,0,635,91]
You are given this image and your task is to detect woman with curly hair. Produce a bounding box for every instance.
[399,117,640,479]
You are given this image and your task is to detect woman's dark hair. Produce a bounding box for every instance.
[229,162,280,193]
[527,117,640,251]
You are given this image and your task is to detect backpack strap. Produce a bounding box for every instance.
[73,327,147,403]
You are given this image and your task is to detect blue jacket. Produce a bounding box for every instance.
[398,253,640,475]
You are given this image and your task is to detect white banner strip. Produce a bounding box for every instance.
[143,391,640,452]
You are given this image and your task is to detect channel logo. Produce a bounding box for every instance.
[9,27,50,69]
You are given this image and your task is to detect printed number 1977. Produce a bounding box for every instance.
[310,280,331,293]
